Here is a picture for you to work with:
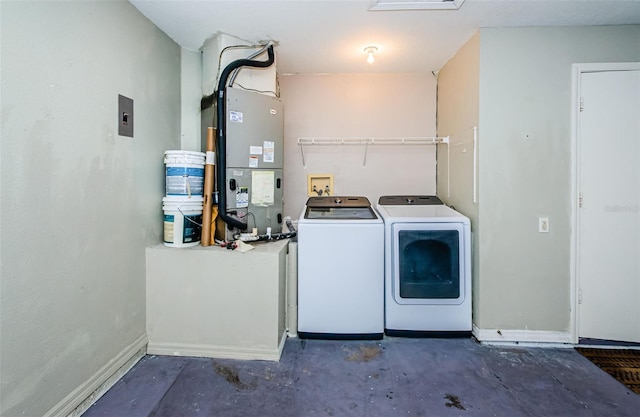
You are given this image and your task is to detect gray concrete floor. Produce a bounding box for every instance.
[83,337,640,417]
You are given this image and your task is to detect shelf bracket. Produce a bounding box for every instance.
[300,143,307,168]
[363,141,369,167]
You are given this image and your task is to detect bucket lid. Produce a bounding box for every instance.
[164,150,205,164]
[164,160,205,167]
[164,150,205,158]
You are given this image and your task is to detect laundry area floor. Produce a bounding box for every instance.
[82,337,640,417]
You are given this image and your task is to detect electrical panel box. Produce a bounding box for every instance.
[224,88,284,238]
[118,94,134,137]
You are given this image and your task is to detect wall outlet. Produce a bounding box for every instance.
[307,174,334,197]
[539,217,549,233]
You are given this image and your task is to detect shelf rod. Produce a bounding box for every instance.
[296,136,449,167]
[297,136,449,146]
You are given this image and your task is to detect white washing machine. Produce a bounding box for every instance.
[297,196,384,339]
[377,196,471,336]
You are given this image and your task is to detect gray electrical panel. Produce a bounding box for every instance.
[224,87,284,238]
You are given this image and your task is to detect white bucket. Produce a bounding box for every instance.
[162,197,204,248]
[164,150,205,197]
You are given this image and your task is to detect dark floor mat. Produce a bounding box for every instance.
[576,348,640,394]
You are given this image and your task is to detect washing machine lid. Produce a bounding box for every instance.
[304,196,377,219]
[377,204,469,224]
[304,207,378,219]
[306,196,371,208]
[378,195,443,206]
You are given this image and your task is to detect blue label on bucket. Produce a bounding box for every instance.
[166,167,205,196]
[166,167,204,177]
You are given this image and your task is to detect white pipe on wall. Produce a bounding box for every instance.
[473,126,478,204]
[286,241,298,337]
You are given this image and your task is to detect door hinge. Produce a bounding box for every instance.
[578,288,583,304]
[579,97,584,112]
[579,193,583,208]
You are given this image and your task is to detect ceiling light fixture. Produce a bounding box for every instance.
[369,0,465,11]
[364,46,378,64]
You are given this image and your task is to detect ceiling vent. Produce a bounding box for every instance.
[369,0,465,11]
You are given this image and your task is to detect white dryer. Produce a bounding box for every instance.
[298,196,384,339]
[377,196,471,336]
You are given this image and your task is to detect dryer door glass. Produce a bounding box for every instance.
[397,229,460,301]
[392,222,466,305]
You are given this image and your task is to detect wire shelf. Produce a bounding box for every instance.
[296,136,449,167]
[297,136,449,146]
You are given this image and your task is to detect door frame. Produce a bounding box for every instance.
[570,62,640,344]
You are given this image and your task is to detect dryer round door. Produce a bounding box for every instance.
[391,222,467,305]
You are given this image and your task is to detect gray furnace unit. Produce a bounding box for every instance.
[224,87,284,238]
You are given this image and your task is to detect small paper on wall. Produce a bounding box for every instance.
[229,111,243,123]
[263,140,275,163]
[236,187,249,208]
[251,171,274,206]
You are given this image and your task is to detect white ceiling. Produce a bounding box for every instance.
[130,0,640,74]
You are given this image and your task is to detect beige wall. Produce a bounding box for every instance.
[477,25,640,333]
[475,26,640,334]
[0,2,180,415]
[280,73,437,219]
[181,48,203,152]
[436,32,481,323]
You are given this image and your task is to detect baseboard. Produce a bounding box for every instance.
[44,333,148,417]
[277,330,288,357]
[147,334,287,362]
[473,324,573,346]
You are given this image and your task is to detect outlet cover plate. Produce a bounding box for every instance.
[539,217,549,233]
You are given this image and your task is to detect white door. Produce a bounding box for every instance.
[577,68,640,342]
